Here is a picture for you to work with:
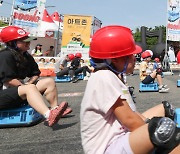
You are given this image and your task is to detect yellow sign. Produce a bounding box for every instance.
[62,15,92,48]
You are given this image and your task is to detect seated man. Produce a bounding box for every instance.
[139,50,169,93]
[55,54,77,82]
[69,52,92,82]
[43,46,54,57]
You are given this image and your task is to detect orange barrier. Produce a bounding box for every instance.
[39,69,56,77]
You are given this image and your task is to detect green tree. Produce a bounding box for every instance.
[0,21,8,27]
[0,21,8,50]
[133,25,166,49]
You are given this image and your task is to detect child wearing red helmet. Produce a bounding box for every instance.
[153,58,161,70]
[139,50,169,93]
[80,25,179,154]
[55,53,75,78]
[0,26,72,127]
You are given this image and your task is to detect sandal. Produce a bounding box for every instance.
[62,107,72,117]
[48,101,68,126]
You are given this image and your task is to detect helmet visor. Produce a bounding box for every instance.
[22,37,37,42]
[133,45,142,55]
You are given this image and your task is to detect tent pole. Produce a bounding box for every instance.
[9,0,15,25]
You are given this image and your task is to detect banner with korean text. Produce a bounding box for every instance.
[61,15,92,59]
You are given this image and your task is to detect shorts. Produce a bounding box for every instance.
[104,132,133,154]
[142,75,155,84]
[0,87,26,109]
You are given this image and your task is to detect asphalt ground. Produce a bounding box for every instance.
[0,70,180,154]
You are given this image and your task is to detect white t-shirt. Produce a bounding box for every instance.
[80,70,136,154]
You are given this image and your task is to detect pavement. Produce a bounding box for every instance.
[0,70,180,154]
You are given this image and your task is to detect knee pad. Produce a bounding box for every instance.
[148,117,180,154]
[157,72,163,76]
[162,101,175,120]
[156,68,162,75]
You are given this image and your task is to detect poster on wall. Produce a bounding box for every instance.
[167,0,180,41]
[61,15,92,59]
[12,0,46,37]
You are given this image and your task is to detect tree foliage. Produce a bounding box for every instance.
[133,25,166,49]
[0,21,8,27]
[0,21,8,50]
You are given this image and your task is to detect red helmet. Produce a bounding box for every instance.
[145,50,153,56]
[75,52,82,58]
[141,51,151,59]
[154,58,160,62]
[68,54,75,61]
[177,50,180,64]
[0,26,29,43]
[89,25,142,59]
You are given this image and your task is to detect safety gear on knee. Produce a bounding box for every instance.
[156,68,162,75]
[162,101,175,120]
[148,117,180,154]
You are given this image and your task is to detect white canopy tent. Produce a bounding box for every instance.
[29,9,61,56]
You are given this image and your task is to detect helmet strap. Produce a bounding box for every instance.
[104,57,128,75]
[104,58,129,83]
[90,58,107,70]
[90,57,129,83]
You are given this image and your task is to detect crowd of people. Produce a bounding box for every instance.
[0,25,179,153]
